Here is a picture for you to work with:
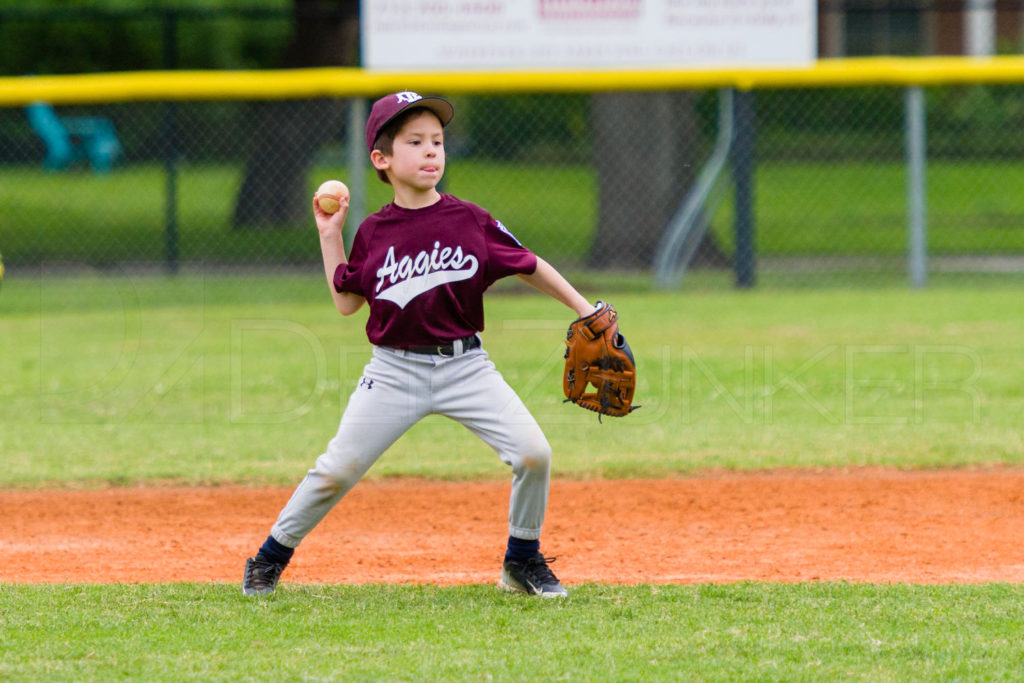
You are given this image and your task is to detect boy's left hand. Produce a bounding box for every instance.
[563,302,638,419]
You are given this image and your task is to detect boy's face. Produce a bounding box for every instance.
[375,110,445,193]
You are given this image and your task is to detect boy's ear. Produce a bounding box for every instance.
[370,149,390,171]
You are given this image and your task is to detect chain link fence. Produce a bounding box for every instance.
[2,82,1024,288]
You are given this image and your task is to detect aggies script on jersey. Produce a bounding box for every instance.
[334,194,538,348]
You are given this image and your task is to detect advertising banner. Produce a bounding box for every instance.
[363,0,816,70]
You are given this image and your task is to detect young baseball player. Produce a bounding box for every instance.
[243,91,597,598]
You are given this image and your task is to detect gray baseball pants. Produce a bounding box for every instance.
[270,341,552,548]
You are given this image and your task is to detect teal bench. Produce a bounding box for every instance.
[26,101,122,173]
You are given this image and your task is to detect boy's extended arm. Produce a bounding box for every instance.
[518,257,596,318]
[313,195,365,316]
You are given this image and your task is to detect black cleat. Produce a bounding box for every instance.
[498,553,568,598]
[242,554,286,596]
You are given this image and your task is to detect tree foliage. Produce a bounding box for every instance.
[0,1,291,76]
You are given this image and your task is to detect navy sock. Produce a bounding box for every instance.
[505,536,540,563]
[258,535,294,566]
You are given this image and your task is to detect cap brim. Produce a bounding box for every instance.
[379,96,454,137]
[411,96,454,127]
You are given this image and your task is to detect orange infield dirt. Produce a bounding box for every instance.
[3,468,1023,585]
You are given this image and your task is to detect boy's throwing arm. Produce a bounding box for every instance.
[313,195,365,316]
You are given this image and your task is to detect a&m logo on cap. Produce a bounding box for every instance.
[396,91,423,104]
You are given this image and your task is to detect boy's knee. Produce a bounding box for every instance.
[516,436,551,473]
[314,454,364,493]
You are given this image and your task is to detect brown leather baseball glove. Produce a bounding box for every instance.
[563,301,638,419]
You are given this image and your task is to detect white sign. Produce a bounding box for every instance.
[362,0,816,70]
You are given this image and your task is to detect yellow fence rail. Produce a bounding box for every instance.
[5,56,1024,106]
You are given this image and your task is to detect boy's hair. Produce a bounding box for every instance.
[372,107,444,185]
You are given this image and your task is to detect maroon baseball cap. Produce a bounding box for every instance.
[366,91,454,154]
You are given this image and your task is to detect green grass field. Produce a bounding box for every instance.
[2,274,1023,680]
[2,275,1022,486]
[3,583,1022,681]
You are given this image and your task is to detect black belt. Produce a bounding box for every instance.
[404,335,481,357]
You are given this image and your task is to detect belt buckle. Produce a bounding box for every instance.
[437,344,453,358]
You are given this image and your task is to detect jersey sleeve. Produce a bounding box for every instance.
[333,229,368,296]
[482,214,537,286]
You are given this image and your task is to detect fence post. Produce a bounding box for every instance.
[162,10,180,274]
[733,89,756,289]
[345,96,367,253]
[905,86,927,288]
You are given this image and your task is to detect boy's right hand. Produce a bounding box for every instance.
[313,194,349,237]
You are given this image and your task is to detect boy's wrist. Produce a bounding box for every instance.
[573,300,598,318]
[318,225,343,240]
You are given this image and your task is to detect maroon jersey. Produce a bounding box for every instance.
[334,194,538,347]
